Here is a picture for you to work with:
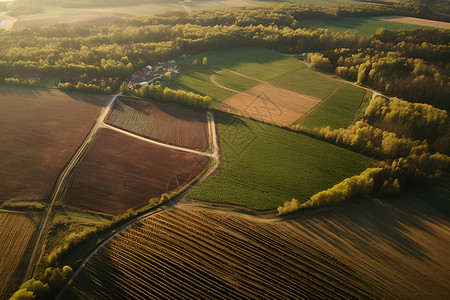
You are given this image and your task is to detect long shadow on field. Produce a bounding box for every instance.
[0,85,107,107]
[285,196,450,263]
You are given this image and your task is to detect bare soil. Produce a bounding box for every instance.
[106,97,210,151]
[216,82,321,126]
[0,86,107,202]
[0,211,38,299]
[63,129,210,215]
[66,197,450,299]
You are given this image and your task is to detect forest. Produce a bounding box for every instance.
[0,3,448,109]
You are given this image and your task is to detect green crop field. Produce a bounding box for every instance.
[171,48,369,128]
[267,66,342,99]
[190,112,374,210]
[214,70,261,92]
[299,17,431,37]
[171,48,301,103]
[296,84,372,130]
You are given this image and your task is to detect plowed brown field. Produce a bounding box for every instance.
[0,211,38,299]
[65,197,450,299]
[63,129,210,215]
[105,97,209,151]
[216,82,321,126]
[0,86,107,203]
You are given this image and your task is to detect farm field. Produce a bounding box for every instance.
[171,48,368,128]
[0,211,38,299]
[64,197,450,299]
[269,69,371,129]
[216,82,321,126]
[297,84,371,129]
[189,113,373,210]
[105,96,209,151]
[299,17,432,36]
[170,48,302,103]
[0,86,108,203]
[62,129,210,215]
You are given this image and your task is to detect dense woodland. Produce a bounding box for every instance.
[0,3,448,108]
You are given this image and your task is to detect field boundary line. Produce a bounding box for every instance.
[24,93,121,281]
[56,110,221,299]
[224,69,264,83]
[209,74,239,93]
[291,82,343,126]
[101,123,214,157]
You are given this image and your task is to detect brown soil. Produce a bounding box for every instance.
[106,97,209,151]
[216,82,321,126]
[0,86,107,202]
[66,197,450,299]
[0,211,37,299]
[375,16,450,29]
[63,129,210,215]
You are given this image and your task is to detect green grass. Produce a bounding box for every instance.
[190,112,374,210]
[297,85,371,130]
[269,67,371,129]
[170,48,302,103]
[299,17,431,37]
[170,67,235,103]
[53,207,111,225]
[267,67,342,99]
[172,48,369,128]
[214,70,260,92]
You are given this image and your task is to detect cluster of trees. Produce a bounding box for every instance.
[298,96,449,158]
[10,266,73,300]
[312,120,428,159]
[134,83,212,108]
[321,29,449,109]
[0,78,39,87]
[0,3,447,108]
[364,96,449,153]
[279,96,450,215]
[58,74,120,94]
[47,226,99,265]
[126,2,448,28]
[279,151,450,215]
[307,53,333,72]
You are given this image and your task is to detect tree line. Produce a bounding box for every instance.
[0,3,447,108]
[128,82,212,108]
[279,96,450,215]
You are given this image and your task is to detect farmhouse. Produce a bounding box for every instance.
[132,65,152,78]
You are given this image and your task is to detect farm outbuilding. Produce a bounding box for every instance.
[132,65,153,78]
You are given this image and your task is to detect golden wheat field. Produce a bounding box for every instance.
[0,211,38,299]
[64,196,450,299]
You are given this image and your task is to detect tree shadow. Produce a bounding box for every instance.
[287,196,450,263]
[0,84,108,107]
